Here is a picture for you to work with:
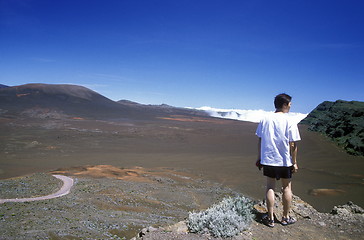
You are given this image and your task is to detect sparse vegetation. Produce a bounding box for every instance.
[0,173,61,199]
[187,196,254,238]
[0,167,237,239]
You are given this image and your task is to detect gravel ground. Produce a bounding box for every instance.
[0,167,238,240]
[1,167,363,240]
[0,173,62,199]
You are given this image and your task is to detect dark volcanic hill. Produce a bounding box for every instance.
[0,83,207,120]
[117,100,197,115]
[0,84,9,88]
[301,100,364,156]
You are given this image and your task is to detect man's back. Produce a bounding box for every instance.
[256,113,300,167]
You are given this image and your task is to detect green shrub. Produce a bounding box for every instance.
[187,196,254,238]
[302,100,364,156]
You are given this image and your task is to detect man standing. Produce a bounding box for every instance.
[255,93,301,227]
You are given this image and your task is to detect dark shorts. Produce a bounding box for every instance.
[263,165,293,180]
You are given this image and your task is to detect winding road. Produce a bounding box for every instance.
[0,175,74,204]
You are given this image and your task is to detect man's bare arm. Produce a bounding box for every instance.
[290,141,298,172]
[256,138,262,170]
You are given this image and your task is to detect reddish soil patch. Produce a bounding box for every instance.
[51,165,197,184]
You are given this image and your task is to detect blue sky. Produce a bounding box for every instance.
[1,0,363,113]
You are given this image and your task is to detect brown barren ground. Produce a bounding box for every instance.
[1,114,363,211]
[0,115,363,239]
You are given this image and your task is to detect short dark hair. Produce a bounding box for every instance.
[274,93,292,109]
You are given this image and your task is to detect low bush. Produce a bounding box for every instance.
[187,196,254,238]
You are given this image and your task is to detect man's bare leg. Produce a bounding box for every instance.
[281,178,292,218]
[266,177,276,221]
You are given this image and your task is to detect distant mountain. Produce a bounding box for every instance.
[301,100,364,156]
[0,83,207,120]
[117,100,207,116]
[0,83,130,119]
[0,84,9,88]
[117,100,141,106]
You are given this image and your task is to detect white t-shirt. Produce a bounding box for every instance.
[256,112,301,167]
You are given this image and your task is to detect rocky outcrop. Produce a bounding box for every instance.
[301,100,364,156]
[133,193,364,240]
